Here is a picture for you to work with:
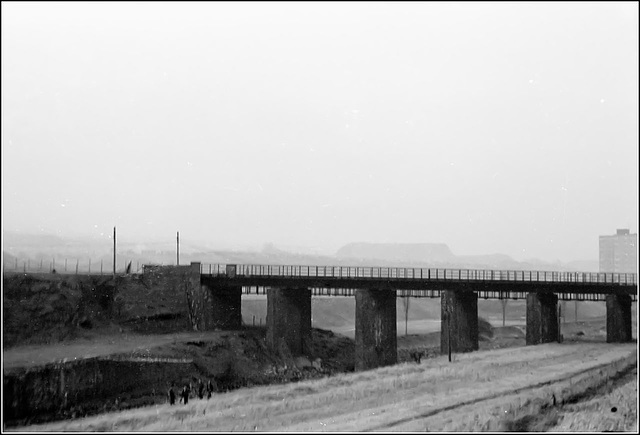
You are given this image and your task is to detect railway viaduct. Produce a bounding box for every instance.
[146,262,637,372]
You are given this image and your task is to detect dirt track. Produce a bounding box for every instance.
[15,341,637,432]
[2,330,230,371]
[0,316,513,370]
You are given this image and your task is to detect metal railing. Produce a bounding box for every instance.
[235,286,633,300]
[200,263,637,286]
[3,258,144,275]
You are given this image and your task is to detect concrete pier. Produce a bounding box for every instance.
[526,292,559,345]
[266,287,312,356]
[606,294,632,343]
[355,288,397,371]
[208,285,242,330]
[440,290,479,354]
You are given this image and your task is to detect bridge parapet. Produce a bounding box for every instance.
[200,263,638,286]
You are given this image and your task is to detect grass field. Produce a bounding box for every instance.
[549,367,637,431]
[13,342,636,432]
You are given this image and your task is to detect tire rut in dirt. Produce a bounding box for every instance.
[364,355,636,432]
[501,364,637,432]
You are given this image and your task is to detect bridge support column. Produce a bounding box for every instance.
[441,290,478,354]
[266,287,311,356]
[208,284,242,330]
[355,288,397,371]
[606,294,632,343]
[526,292,558,345]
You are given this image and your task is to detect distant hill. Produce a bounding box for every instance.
[454,254,518,269]
[3,231,68,248]
[3,231,599,273]
[562,260,600,272]
[335,242,525,269]
[333,242,600,272]
[336,242,455,264]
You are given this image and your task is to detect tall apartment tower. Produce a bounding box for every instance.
[599,229,638,273]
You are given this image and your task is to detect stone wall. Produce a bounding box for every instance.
[141,263,204,331]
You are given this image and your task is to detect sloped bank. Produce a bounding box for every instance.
[2,269,197,349]
[3,328,355,427]
[3,354,195,426]
[2,273,116,348]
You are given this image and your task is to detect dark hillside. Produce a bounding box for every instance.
[2,272,195,348]
[3,274,116,348]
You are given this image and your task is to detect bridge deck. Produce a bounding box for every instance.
[200,264,637,300]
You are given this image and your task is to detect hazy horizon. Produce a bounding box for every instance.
[0,222,622,265]
[3,2,638,263]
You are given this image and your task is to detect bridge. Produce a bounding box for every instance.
[199,263,637,300]
[144,263,638,372]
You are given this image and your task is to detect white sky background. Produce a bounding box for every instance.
[2,2,638,262]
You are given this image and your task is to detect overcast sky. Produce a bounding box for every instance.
[2,2,638,262]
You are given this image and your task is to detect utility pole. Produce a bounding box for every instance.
[177,231,180,266]
[402,295,410,336]
[447,311,452,363]
[113,226,116,280]
[501,298,508,327]
[557,303,562,342]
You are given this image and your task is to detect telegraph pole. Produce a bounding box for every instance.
[501,298,507,327]
[447,311,452,363]
[177,231,180,265]
[113,226,116,280]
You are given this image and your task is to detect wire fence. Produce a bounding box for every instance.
[4,259,638,287]
[3,257,153,275]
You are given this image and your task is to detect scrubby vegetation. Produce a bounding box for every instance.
[2,274,116,347]
[15,343,636,432]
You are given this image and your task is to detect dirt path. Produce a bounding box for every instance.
[15,342,636,432]
[1,318,612,370]
[2,330,229,371]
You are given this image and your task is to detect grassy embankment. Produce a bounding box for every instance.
[549,367,637,431]
[15,342,636,432]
